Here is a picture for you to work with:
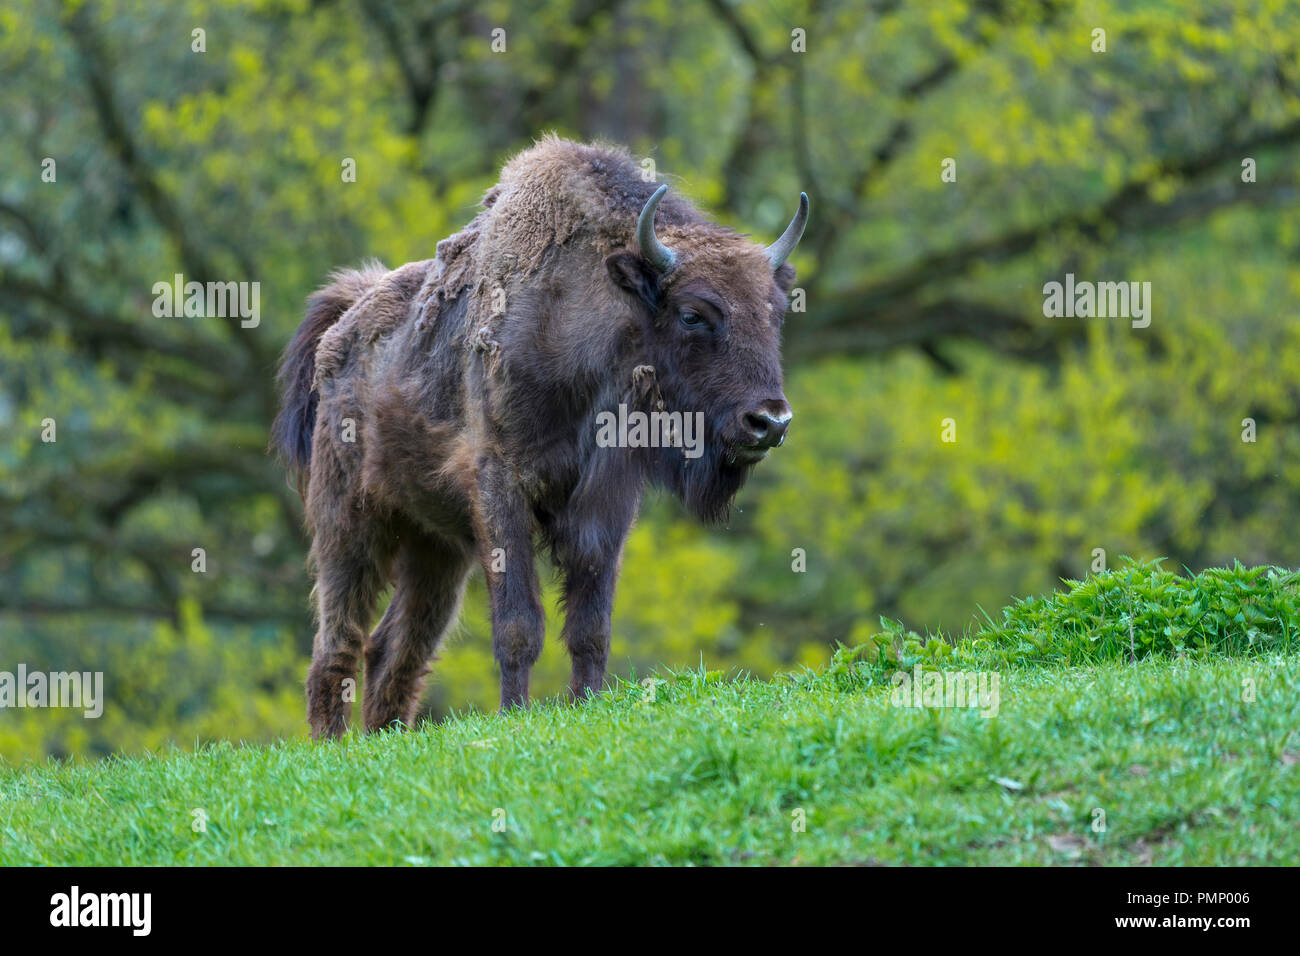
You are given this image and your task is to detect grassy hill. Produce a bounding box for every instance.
[2,561,1298,866]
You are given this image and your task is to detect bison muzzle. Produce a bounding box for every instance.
[271,136,808,738]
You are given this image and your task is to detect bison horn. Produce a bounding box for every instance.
[766,192,809,270]
[636,184,677,273]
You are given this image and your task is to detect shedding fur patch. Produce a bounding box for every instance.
[409,135,714,367]
[331,136,750,383]
[313,261,433,386]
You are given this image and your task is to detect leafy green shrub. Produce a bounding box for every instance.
[814,559,1300,693]
[967,559,1299,665]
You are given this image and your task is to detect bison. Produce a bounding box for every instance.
[272,136,807,738]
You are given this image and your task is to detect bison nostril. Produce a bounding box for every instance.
[742,409,791,448]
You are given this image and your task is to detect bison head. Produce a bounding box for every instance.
[604,185,808,522]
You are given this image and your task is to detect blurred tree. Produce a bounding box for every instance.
[2,0,1298,757]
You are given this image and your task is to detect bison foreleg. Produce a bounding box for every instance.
[475,464,545,711]
[550,497,634,702]
[559,556,620,701]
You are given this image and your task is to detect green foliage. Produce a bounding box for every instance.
[0,600,302,764]
[3,0,1300,758]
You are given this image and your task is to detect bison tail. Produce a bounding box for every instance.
[270,261,386,482]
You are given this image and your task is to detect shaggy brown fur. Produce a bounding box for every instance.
[272,136,804,737]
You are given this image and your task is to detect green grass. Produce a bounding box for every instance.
[2,561,1298,865]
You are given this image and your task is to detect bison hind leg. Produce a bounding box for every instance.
[306,535,390,740]
[362,531,473,733]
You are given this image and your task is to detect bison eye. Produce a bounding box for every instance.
[678,310,705,328]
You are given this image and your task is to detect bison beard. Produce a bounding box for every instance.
[272,136,807,737]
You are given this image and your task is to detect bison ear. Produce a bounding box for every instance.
[774,261,797,295]
[605,251,662,312]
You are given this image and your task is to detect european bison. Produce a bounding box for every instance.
[272,136,807,738]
